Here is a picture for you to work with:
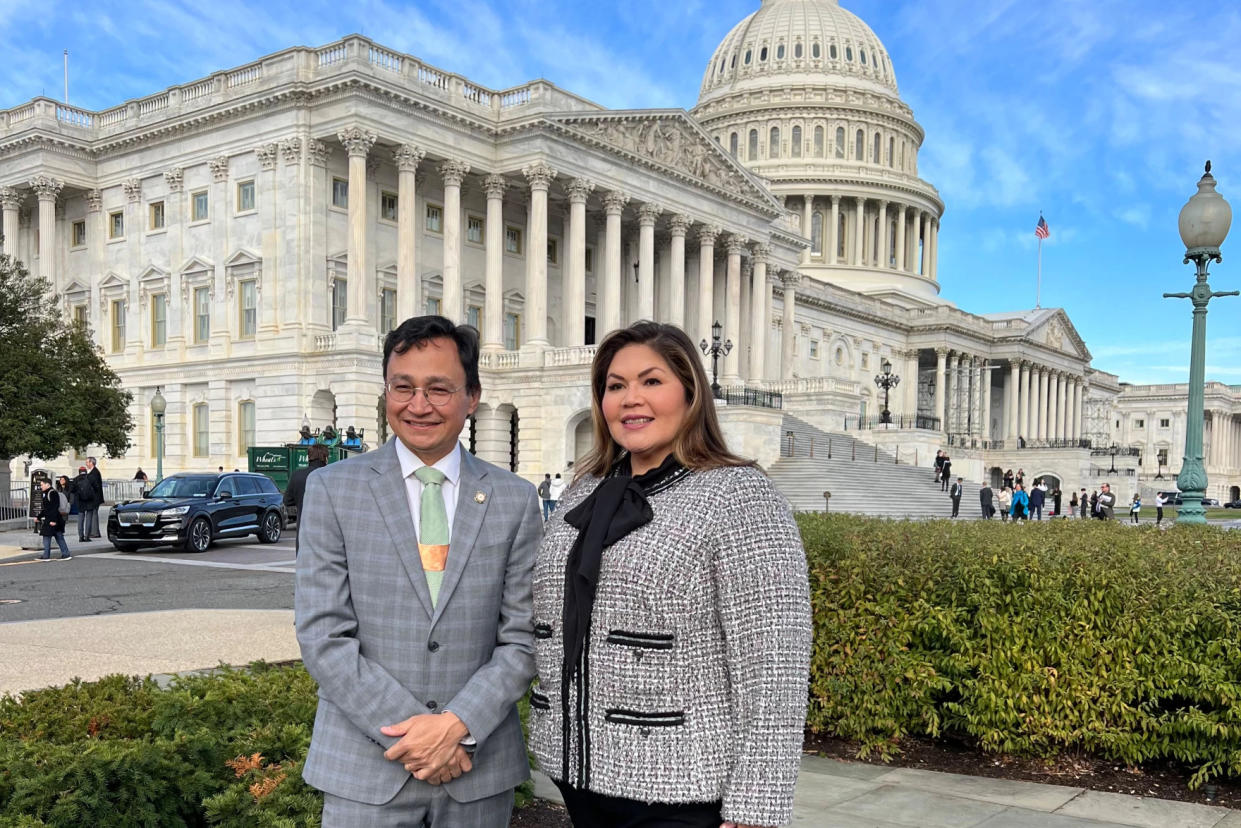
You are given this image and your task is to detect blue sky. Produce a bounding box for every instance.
[3,0,1240,384]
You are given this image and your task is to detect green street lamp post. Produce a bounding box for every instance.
[151,386,167,483]
[1164,162,1235,525]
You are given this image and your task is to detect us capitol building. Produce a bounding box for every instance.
[2,0,1239,505]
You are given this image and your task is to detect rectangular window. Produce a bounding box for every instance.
[239,280,257,339]
[1160,418,1170,428]
[809,339,819,358]
[71,220,86,247]
[332,178,348,208]
[108,211,124,239]
[585,246,594,273]
[331,278,347,331]
[380,191,398,222]
[238,401,256,452]
[466,215,484,244]
[194,286,211,343]
[149,201,165,230]
[466,305,482,330]
[193,404,209,457]
[505,226,523,255]
[236,180,255,213]
[547,238,559,265]
[380,287,397,333]
[191,190,209,222]
[111,299,126,352]
[425,296,441,316]
[1135,419,1145,429]
[425,203,443,233]
[503,312,521,350]
[73,305,87,326]
[151,293,167,347]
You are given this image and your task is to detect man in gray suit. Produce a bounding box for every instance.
[296,315,541,826]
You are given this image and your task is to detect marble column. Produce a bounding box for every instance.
[1007,361,1020,440]
[0,186,19,256]
[929,218,939,282]
[895,204,907,272]
[393,145,425,323]
[749,244,769,383]
[877,201,888,268]
[802,196,813,265]
[667,215,691,330]
[934,348,947,431]
[1074,379,1085,441]
[969,358,982,436]
[1056,373,1068,440]
[765,271,781,382]
[1036,368,1049,441]
[981,361,993,440]
[921,213,932,276]
[563,178,593,347]
[338,128,376,326]
[31,175,63,284]
[438,159,470,322]
[829,195,840,265]
[481,174,507,351]
[1019,361,1031,441]
[904,349,920,416]
[723,235,746,384]
[1067,378,1078,441]
[852,197,864,266]
[637,203,661,321]
[780,271,800,381]
[601,192,629,335]
[522,162,556,346]
[696,225,721,344]
[946,351,959,433]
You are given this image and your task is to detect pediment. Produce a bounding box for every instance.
[63,279,90,296]
[98,272,128,293]
[1026,310,1092,361]
[224,248,261,268]
[138,264,169,282]
[179,255,214,275]
[543,110,783,215]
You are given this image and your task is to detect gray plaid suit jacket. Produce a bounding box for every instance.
[295,440,541,805]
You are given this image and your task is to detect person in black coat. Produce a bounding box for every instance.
[37,479,71,560]
[1029,483,1045,520]
[284,444,328,555]
[71,466,93,541]
[84,457,104,539]
[950,477,963,517]
[940,457,952,491]
[979,484,994,519]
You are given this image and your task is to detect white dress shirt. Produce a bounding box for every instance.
[394,438,463,543]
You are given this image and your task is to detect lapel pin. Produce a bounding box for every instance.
[474,491,487,504]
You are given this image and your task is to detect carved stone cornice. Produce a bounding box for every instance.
[255,142,279,171]
[780,271,803,290]
[337,127,377,158]
[481,173,508,200]
[521,161,557,190]
[29,175,64,201]
[725,234,749,256]
[637,203,663,226]
[280,137,302,165]
[696,224,722,247]
[393,144,425,173]
[122,178,142,203]
[750,243,771,265]
[564,178,594,204]
[306,140,329,167]
[164,167,184,192]
[440,159,470,187]
[209,155,229,182]
[85,190,102,212]
[601,191,629,216]
[667,214,692,236]
[0,186,21,210]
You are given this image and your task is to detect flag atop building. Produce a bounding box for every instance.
[1035,215,1050,240]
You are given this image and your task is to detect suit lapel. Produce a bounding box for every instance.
[432,448,490,626]
[368,441,434,618]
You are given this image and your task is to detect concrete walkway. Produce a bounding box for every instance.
[0,607,1237,826]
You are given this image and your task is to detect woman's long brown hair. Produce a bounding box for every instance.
[575,321,752,481]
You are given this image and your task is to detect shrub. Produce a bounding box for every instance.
[800,514,1241,786]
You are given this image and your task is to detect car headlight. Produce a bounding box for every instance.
[161,506,190,516]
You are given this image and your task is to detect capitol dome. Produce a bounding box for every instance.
[698,0,899,107]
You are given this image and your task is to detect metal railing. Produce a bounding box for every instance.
[984,438,1094,451]
[1,485,28,520]
[103,480,148,503]
[780,432,913,466]
[1091,467,1137,477]
[1090,446,1141,457]
[716,386,783,409]
[845,414,941,431]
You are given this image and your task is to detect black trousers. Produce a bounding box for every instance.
[555,781,722,828]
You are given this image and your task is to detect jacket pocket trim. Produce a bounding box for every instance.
[530,691,551,711]
[606,630,674,650]
[604,708,685,727]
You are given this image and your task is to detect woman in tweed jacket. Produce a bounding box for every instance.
[530,321,812,828]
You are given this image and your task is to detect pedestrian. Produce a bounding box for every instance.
[1003,469,1014,491]
[1130,492,1141,524]
[998,486,1012,521]
[72,466,91,541]
[79,458,104,540]
[1052,487,1062,518]
[1080,488,1089,519]
[538,473,554,520]
[529,321,810,828]
[296,315,540,827]
[1096,484,1116,520]
[1011,482,1030,521]
[36,478,71,560]
[934,450,946,484]
[1015,468,1025,488]
[1069,490,1079,517]
[979,482,994,519]
[949,476,963,517]
[940,455,952,492]
[283,444,328,556]
[133,467,148,482]
[547,473,565,517]
[1029,482,1045,520]
[1156,491,1167,526]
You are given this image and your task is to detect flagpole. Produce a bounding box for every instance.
[1036,237,1042,309]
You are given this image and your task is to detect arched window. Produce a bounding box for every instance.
[769,126,780,159]
[812,42,821,58]
[835,127,845,158]
[760,46,768,62]
[814,125,825,157]
[776,43,785,59]
[873,133,881,163]
[811,211,824,255]
[730,53,736,68]
[837,211,847,259]
[748,129,759,161]
[860,48,867,65]
[729,132,739,158]
[855,129,864,159]
[791,125,802,158]
[794,42,803,58]
[845,46,853,61]
[830,43,838,59]
[744,49,752,65]
[888,137,895,167]
[718,58,725,75]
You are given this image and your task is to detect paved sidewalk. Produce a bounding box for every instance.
[0,607,1237,827]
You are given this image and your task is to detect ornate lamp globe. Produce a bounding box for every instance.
[150,386,166,416]
[1179,162,1232,255]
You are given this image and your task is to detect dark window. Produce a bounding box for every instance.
[759,46,768,62]
[794,42,803,58]
[255,477,279,494]
[812,42,821,58]
[830,44,838,59]
[776,44,785,59]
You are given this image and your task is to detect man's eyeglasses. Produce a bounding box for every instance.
[385,382,462,406]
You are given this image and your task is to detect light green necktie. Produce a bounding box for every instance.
[414,466,449,607]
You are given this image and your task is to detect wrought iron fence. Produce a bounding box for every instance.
[844,414,941,431]
[985,438,1095,450]
[715,386,783,409]
[1090,446,1140,457]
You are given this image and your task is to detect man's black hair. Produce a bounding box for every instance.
[383,315,481,395]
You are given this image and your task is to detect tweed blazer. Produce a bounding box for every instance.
[296,440,541,805]
[529,464,812,827]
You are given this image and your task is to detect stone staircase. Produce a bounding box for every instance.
[768,414,984,519]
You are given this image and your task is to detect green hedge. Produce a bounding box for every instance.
[800,514,1241,786]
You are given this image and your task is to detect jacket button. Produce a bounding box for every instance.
[428,641,440,652]
[639,727,650,738]
[427,700,438,710]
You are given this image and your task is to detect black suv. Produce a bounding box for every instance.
[107,472,286,553]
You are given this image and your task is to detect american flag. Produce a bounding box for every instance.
[1035,215,1050,240]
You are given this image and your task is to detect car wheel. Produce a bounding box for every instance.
[258,511,282,544]
[113,542,140,553]
[186,517,213,553]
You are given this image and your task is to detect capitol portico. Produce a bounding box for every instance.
[1,0,1238,506]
